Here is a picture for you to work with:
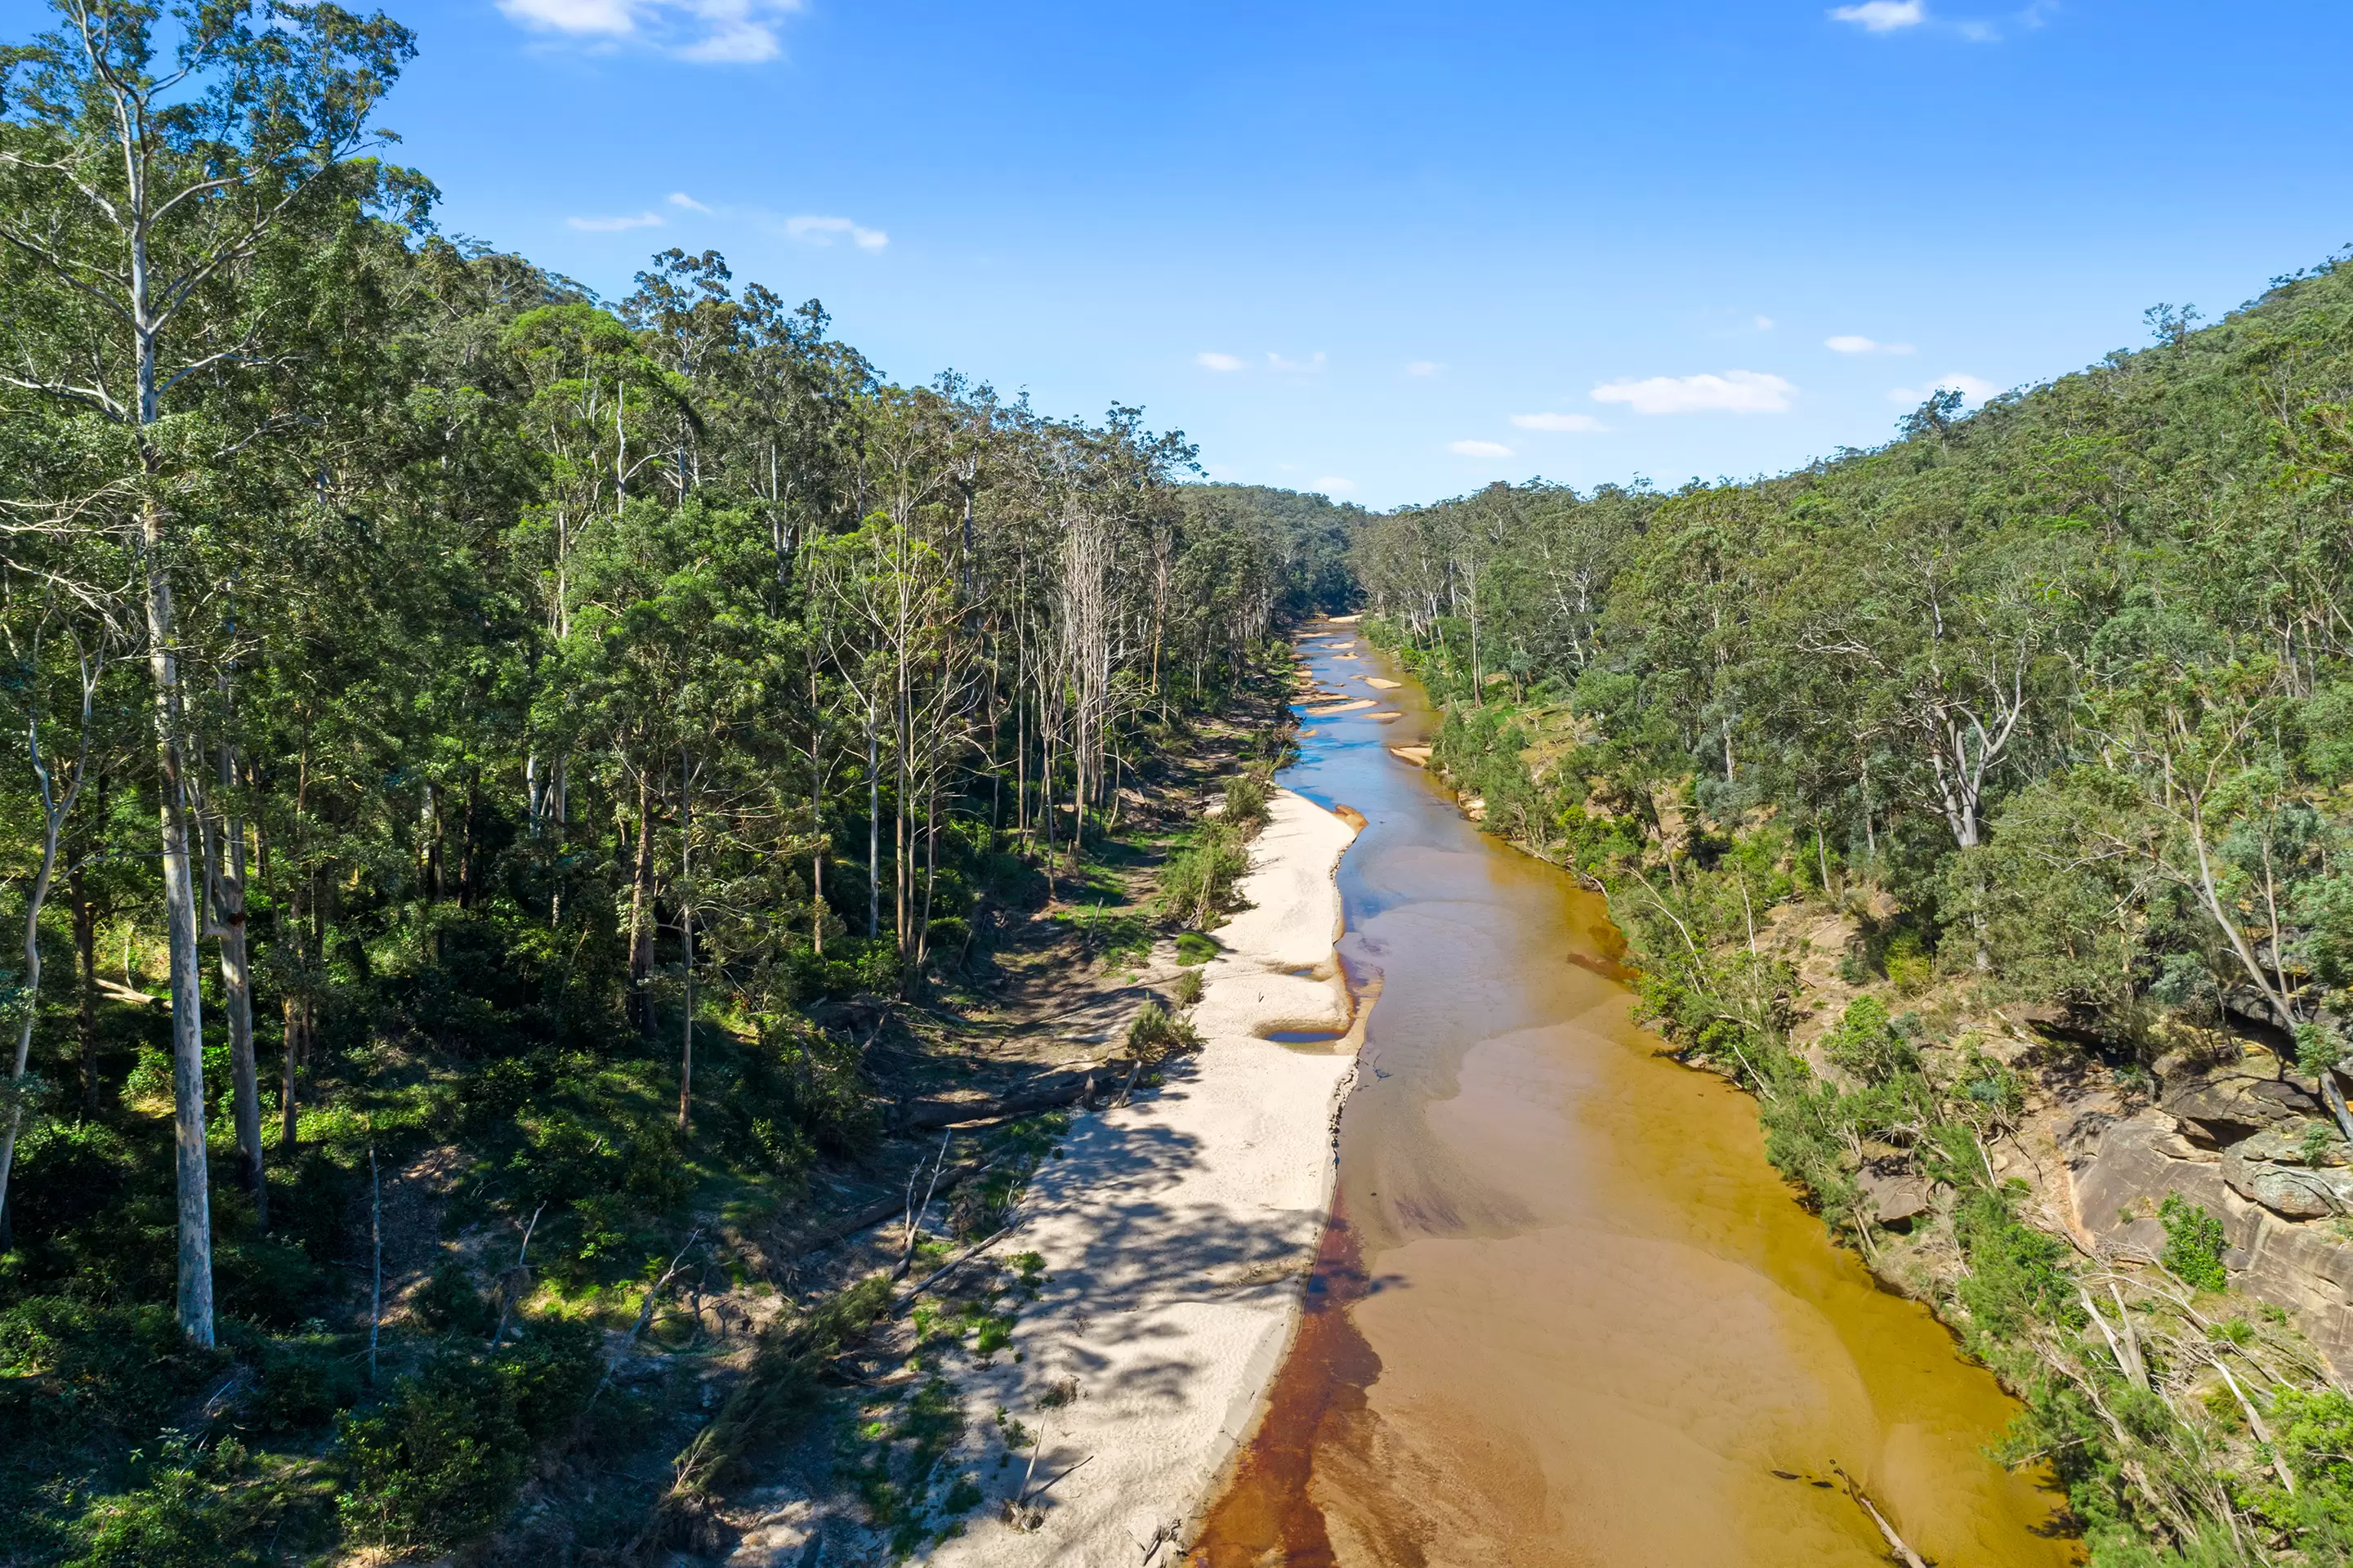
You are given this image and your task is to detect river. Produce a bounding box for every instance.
[1188,624,2076,1567]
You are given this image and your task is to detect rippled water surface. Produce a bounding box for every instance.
[1189,627,2076,1568]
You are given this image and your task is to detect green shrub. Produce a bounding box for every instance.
[1170,967,1203,1006]
[1882,928,1934,991]
[1239,726,1297,770]
[68,1437,271,1568]
[410,1260,498,1337]
[337,1355,526,1550]
[335,1321,597,1551]
[250,1333,363,1434]
[0,1298,223,1438]
[504,1316,601,1441]
[854,1374,971,1557]
[751,1114,817,1175]
[789,1030,883,1158]
[1126,1002,1201,1064]
[380,904,569,1058]
[508,1108,692,1212]
[1221,773,1270,831]
[2159,1193,2230,1292]
[1953,1048,2025,1120]
[1155,836,1249,930]
[1820,996,1918,1087]
[1173,931,1219,967]
[855,940,903,996]
[949,1182,1015,1243]
[212,1232,333,1328]
[2270,1386,2353,1500]
[1953,1185,2078,1348]
[8,1119,145,1254]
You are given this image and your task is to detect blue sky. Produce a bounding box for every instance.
[27,0,2353,507]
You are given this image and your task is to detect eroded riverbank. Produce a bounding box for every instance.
[1190,624,2075,1567]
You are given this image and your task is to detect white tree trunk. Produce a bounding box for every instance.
[145,500,215,1347]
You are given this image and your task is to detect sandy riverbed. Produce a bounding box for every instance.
[913,788,1360,1566]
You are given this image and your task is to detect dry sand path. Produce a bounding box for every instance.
[922,789,1360,1566]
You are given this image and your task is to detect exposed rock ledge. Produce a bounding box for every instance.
[2058,1070,2353,1376]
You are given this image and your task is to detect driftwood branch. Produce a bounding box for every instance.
[1833,1465,1927,1568]
[585,1227,703,1414]
[488,1203,546,1349]
[899,1067,1101,1131]
[1005,1424,1095,1531]
[894,1132,953,1281]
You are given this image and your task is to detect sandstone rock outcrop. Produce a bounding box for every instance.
[2062,1082,2353,1377]
[1860,1159,1931,1227]
[2163,1076,2320,1147]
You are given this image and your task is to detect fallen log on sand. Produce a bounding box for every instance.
[900,1068,1104,1131]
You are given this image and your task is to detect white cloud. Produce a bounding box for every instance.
[1591,369,1796,415]
[673,5,788,62]
[1754,315,1775,331]
[501,0,635,33]
[1405,360,1441,377]
[496,0,803,63]
[1313,476,1357,494]
[1826,334,1915,355]
[1511,412,1604,433]
[1449,440,1513,458]
[785,214,887,249]
[1195,352,1245,373]
[567,211,666,232]
[1830,1,1925,30]
[1888,373,2000,406]
[1267,351,1327,373]
[667,191,712,213]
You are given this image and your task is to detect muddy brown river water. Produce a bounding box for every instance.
[1189,627,2076,1567]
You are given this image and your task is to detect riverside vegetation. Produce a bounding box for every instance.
[1355,258,2353,1565]
[19,3,2353,1566]
[0,0,1357,1560]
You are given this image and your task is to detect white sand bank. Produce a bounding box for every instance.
[922,789,1360,1566]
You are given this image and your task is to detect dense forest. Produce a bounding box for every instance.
[1360,266,2353,1562]
[19,0,2353,1563]
[0,2,1351,1559]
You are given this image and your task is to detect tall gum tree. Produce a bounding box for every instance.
[0,0,419,1344]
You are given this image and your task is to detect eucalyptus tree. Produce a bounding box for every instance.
[0,0,421,1345]
[0,599,122,1250]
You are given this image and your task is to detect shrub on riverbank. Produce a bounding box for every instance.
[1126,1002,1203,1063]
[1154,762,1286,930]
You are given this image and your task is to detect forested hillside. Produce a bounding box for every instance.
[1178,484,1364,623]
[1360,263,2353,1563]
[0,2,1324,1559]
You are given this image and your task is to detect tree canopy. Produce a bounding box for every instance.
[0,2,1316,1555]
